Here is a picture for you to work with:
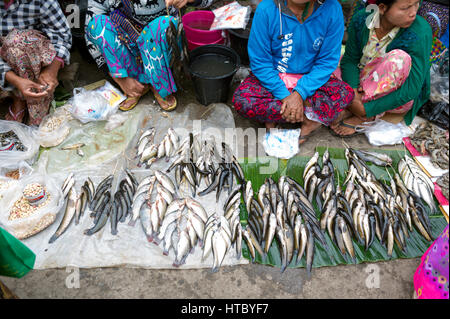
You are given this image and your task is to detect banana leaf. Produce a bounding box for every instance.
[238,147,447,269]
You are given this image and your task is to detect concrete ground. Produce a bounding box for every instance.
[0,44,423,299]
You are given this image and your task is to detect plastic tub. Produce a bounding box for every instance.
[182,11,223,45]
[188,44,241,106]
[187,36,226,51]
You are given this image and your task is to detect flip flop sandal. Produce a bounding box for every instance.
[5,106,25,123]
[329,120,367,138]
[154,92,177,112]
[119,87,151,112]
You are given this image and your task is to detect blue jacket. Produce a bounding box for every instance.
[248,0,344,101]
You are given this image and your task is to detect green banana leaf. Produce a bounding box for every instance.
[238,147,447,269]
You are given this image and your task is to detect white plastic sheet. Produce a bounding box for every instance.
[20,102,248,270]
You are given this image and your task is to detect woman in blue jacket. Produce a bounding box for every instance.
[232,0,354,143]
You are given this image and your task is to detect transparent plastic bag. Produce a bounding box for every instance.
[210,1,252,31]
[0,119,40,166]
[0,173,64,240]
[35,106,72,148]
[364,119,413,146]
[0,161,34,180]
[104,112,129,132]
[67,87,110,123]
[430,53,449,104]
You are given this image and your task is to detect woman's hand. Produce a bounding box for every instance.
[165,0,195,9]
[280,91,303,123]
[38,60,62,96]
[5,71,48,101]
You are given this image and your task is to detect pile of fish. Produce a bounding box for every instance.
[307,150,358,263]
[409,121,449,170]
[437,172,449,201]
[240,171,329,275]
[342,149,433,258]
[195,140,245,201]
[135,127,180,168]
[398,156,437,214]
[0,130,25,152]
[49,169,140,243]
[167,132,203,197]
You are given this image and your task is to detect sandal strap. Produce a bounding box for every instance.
[339,120,367,133]
[8,106,25,121]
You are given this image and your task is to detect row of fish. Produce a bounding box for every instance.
[409,121,449,170]
[239,174,329,275]
[49,169,139,243]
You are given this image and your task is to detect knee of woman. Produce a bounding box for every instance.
[342,82,356,103]
[87,15,109,38]
[386,49,412,68]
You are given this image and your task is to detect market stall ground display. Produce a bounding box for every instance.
[0,102,251,271]
[237,146,447,275]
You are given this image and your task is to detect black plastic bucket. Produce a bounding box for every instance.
[188,45,241,106]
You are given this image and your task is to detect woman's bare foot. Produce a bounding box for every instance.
[332,115,365,136]
[330,109,352,130]
[299,118,322,145]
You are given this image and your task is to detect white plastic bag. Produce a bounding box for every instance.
[364,120,413,146]
[35,106,72,147]
[0,173,64,240]
[0,119,40,165]
[68,81,125,123]
[210,1,252,31]
[104,112,129,132]
[68,88,110,123]
[263,128,301,159]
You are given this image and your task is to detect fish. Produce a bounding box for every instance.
[49,187,77,243]
[155,170,176,194]
[60,143,85,150]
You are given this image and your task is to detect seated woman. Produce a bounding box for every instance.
[331,0,432,136]
[0,0,72,125]
[85,0,213,112]
[232,0,354,143]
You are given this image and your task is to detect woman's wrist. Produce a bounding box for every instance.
[5,71,20,87]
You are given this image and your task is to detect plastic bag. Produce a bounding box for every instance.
[0,120,40,166]
[210,1,252,31]
[0,161,33,180]
[364,120,413,146]
[68,88,110,123]
[68,81,125,123]
[263,128,301,159]
[429,52,449,104]
[417,100,449,130]
[35,106,72,148]
[0,174,64,240]
[104,112,129,132]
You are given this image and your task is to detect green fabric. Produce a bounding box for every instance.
[0,227,35,278]
[340,10,432,126]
